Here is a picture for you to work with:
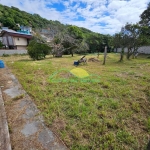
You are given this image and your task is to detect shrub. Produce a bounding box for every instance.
[27,40,51,60]
[2,54,10,57]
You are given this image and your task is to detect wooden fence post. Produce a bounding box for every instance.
[103,46,107,65]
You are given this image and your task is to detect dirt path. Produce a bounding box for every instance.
[0,67,67,150]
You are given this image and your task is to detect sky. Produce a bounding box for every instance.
[0,0,149,35]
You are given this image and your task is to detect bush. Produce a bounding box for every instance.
[27,40,51,60]
[2,54,10,57]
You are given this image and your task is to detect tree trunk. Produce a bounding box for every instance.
[70,50,73,57]
[119,48,124,62]
[127,46,139,60]
[116,47,118,53]
[127,48,133,60]
[103,46,107,65]
[132,48,138,59]
[127,48,130,59]
[97,52,99,58]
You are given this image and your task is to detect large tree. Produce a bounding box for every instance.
[116,24,142,60]
[113,33,122,52]
[139,3,150,27]
[51,26,89,57]
[124,23,141,59]
[139,3,150,45]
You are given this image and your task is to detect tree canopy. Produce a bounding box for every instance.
[27,37,51,60]
[139,2,150,27]
[112,2,150,61]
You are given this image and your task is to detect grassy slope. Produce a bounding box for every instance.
[1,54,150,150]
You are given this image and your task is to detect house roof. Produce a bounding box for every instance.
[0,29,32,39]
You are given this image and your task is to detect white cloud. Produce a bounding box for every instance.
[0,0,149,35]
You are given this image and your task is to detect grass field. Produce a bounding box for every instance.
[1,53,150,149]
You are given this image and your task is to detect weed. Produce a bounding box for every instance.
[146,118,150,132]
[131,102,140,112]
[8,124,12,134]
[2,54,10,57]
[101,81,111,88]
[12,94,24,101]
[116,130,135,144]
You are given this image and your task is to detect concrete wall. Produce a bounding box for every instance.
[0,50,27,56]
[14,37,27,46]
[117,46,150,54]
[17,46,27,50]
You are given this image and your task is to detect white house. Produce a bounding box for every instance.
[0,29,32,50]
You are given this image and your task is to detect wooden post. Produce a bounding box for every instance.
[103,46,107,65]
[97,52,99,58]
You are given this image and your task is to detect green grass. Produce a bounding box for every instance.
[1,53,150,149]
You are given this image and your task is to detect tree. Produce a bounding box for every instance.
[51,26,88,57]
[85,34,105,53]
[113,33,122,52]
[139,2,150,27]
[3,17,15,28]
[139,3,150,45]
[117,24,141,61]
[27,38,51,60]
[68,25,83,39]
[118,27,127,62]
[139,26,150,45]
[124,23,141,59]
[51,35,65,57]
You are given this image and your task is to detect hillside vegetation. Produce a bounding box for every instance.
[0,4,113,54]
[0,4,64,29]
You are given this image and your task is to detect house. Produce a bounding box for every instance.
[0,28,32,50]
[20,25,32,33]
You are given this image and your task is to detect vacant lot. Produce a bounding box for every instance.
[1,53,150,149]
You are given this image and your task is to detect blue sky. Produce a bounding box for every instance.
[0,0,149,35]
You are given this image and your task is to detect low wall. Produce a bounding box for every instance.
[117,46,150,54]
[0,50,27,56]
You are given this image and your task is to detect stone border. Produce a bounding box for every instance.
[1,67,67,150]
[0,87,11,150]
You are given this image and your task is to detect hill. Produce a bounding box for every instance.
[0,4,113,53]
